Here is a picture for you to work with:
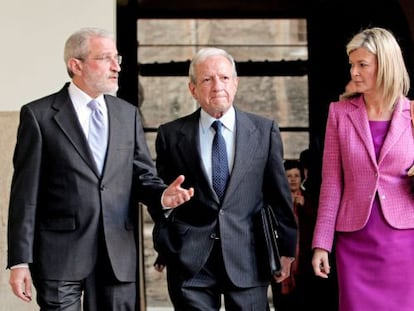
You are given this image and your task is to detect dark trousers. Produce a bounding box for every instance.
[32,232,137,311]
[167,240,269,311]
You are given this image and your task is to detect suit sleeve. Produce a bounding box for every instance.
[132,109,167,219]
[7,105,41,268]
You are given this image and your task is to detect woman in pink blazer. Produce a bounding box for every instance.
[312,27,414,311]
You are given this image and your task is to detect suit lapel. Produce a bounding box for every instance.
[224,110,260,198]
[347,97,412,167]
[347,97,377,166]
[101,96,123,178]
[378,98,412,165]
[52,87,97,174]
[176,110,214,196]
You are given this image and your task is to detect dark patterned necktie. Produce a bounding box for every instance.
[211,120,229,201]
[87,100,108,174]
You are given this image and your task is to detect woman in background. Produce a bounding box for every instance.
[272,160,303,310]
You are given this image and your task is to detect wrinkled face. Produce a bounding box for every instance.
[69,36,121,98]
[189,55,239,118]
[348,47,378,95]
[285,168,301,192]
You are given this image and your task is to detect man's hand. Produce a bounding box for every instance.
[162,175,194,208]
[273,256,295,283]
[9,267,32,302]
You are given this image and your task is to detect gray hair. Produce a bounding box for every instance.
[188,47,237,84]
[64,27,114,77]
[345,27,410,106]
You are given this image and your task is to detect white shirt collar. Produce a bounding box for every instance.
[68,82,105,109]
[200,106,235,133]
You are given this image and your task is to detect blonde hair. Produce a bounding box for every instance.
[342,27,410,106]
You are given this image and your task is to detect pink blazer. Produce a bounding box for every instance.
[312,95,414,252]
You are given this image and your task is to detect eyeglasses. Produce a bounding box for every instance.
[77,54,122,65]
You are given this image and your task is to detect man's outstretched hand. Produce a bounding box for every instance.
[162,175,194,208]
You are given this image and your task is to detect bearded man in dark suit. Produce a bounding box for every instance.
[7,27,193,311]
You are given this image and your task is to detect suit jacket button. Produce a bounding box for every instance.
[210,233,219,240]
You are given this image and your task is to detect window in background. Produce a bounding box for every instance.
[138,19,308,160]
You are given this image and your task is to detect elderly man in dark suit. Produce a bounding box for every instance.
[153,47,297,310]
[7,27,193,311]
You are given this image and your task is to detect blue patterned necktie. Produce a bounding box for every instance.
[211,120,229,201]
[87,100,108,174]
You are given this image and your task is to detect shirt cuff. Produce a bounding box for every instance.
[161,190,173,218]
[10,263,29,269]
